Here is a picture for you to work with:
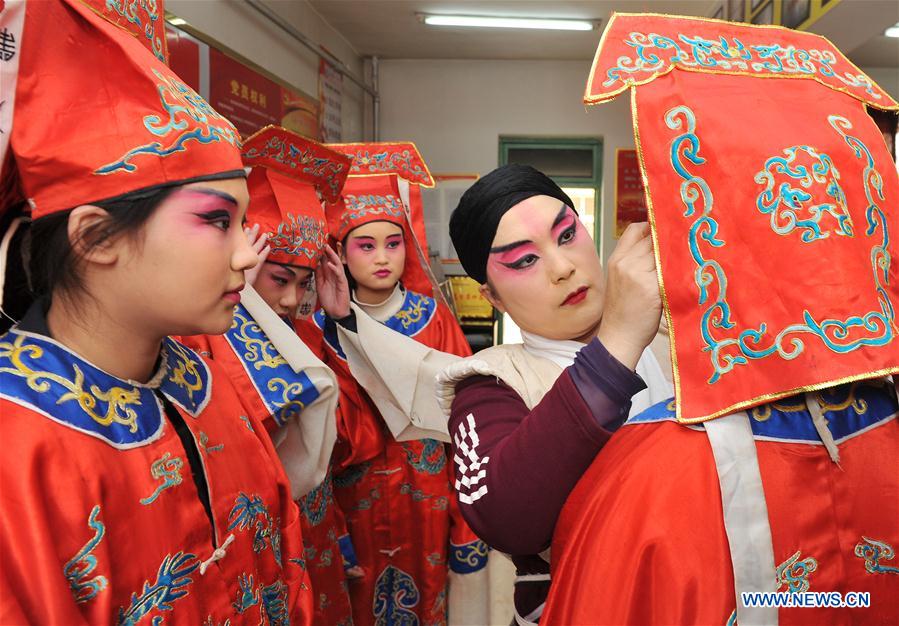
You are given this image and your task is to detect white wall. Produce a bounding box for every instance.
[167,0,367,140]
[379,59,634,261]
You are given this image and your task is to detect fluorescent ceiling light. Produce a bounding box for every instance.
[885,21,899,38]
[422,14,595,31]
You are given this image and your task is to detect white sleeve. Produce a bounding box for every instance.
[335,301,462,442]
[242,285,339,499]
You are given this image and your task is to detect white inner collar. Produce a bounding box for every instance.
[353,284,405,323]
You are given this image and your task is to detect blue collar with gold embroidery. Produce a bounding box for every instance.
[0,329,211,449]
[625,381,897,444]
[223,304,320,428]
[383,290,436,337]
[314,289,437,357]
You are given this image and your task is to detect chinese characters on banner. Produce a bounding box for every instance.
[318,58,342,143]
[448,276,493,319]
[0,0,24,166]
[615,148,648,236]
[166,24,321,140]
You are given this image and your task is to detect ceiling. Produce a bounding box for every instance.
[308,0,899,66]
[308,1,718,61]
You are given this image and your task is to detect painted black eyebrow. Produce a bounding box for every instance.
[490,239,532,254]
[552,203,571,228]
[267,262,297,276]
[187,187,238,205]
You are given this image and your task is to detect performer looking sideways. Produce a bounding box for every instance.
[1,1,310,623]
[179,126,359,626]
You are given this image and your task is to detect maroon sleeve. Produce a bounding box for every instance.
[449,346,644,555]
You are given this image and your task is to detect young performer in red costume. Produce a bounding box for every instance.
[0,1,311,623]
[297,143,488,626]
[180,126,360,626]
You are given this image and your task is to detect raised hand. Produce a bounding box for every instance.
[596,222,662,370]
[243,224,271,286]
[315,244,351,319]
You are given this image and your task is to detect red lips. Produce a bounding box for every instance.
[562,286,588,306]
[374,269,392,278]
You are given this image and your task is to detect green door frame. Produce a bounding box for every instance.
[498,136,604,243]
[496,136,604,343]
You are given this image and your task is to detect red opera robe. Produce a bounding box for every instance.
[543,380,899,626]
[297,287,488,626]
[182,302,355,626]
[0,320,312,625]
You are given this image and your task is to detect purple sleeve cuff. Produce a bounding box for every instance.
[568,338,647,431]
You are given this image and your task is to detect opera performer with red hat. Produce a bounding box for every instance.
[296,143,489,626]
[0,1,312,623]
[181,125,360,626]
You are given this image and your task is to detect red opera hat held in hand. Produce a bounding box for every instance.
[587,13,899,422]
[77,0,169,63]
[242,125,352,269]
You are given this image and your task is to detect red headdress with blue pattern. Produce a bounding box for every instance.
[242,126,352,269]
[326,142,436,296]
[2,0,243,219]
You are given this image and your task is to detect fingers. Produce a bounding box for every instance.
[610,222,651,259]
[314,250,345,284]
[257,244,272,264]
[608,224,655,274]
[254,236,270,256]
[322,244,341,265]
[244,223,260,244]
[626,236,656,273]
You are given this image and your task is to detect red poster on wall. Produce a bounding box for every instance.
[208,48,281,137]
[615,148,647,236]
[165,24,321,140]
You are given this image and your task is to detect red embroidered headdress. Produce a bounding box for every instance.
[326,142,436,295]
[2,0,243,219]
[242,126,352,269]
[587,13,899,422]
[77,0,169,63]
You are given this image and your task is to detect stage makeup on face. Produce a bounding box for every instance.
[485,195,605,342]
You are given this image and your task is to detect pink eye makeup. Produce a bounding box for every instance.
[172,188,241,231]
[550,207,579,246]
[488,241,541,274]
[348,237,376,253]
[385,234,405,251]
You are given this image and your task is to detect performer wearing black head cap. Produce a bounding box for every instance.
[450,164,574,284]
[435,164,670,625]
